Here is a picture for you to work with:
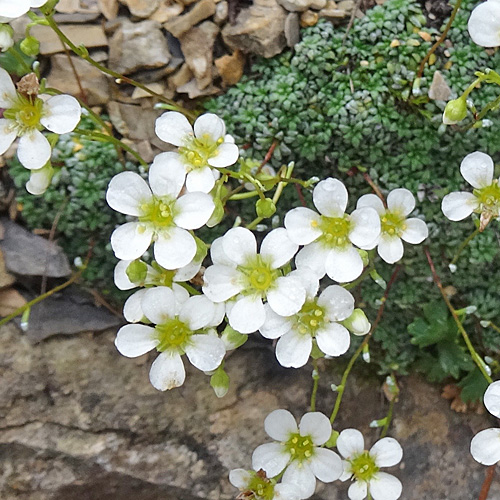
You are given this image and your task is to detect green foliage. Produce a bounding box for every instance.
[9,114,135,302]
[207,0,500,397]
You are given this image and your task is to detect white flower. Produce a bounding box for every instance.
[442,152,500,224]
[0,68,81,170]
[115,286,226,391]
[202,227,305,334]
[285,178,380,283]
[252,409,342,499]
[25,162,52,195]
[106,154,215,270]
[357,189,428,264]
[0,0,47,21]
[468,0,500,47]
[0,24,14,52]
[337,429,403,500]
[260,283,359,368]
[471,380,500,465]
[155,111,239,193]
[229,468,301,500]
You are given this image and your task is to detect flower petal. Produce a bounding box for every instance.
[17,130,51,170]
[174,192,214,230]
[141,286,176,324]
[185,333,225,371]
[40,95,81,134]
[260,304,293,339]
[484,380,500,418]
[460,151,495,188]
[349,208,381,249]
[26,166,52,195]
[282,461,316,499]
[316,323,351,357]
[325,245,363,283]
[357,193,385,215]
[115,324,157,357]
[386,188,415,216]
[0,66,17,106]
[123,289,147,323]
[276,330,312,368]
[106,171,152,216]
[265,409,298,441]
[228,295,265,334]
[114,261,137,290]
[186,166,216,193]
[267,275,306,317]
[369,473,402,500]
[401,218,428,244]
[274,483,301,500]
[318,285,355,321]
[313,178,348,217]
[179,295,216,330]
[468,1,500,47]
[348,480,367,500]
[194,113,225,142]
[0,0,30,18]
[337,429,365,459]
[222,227,257,266]
[149,351,186,391]
[110,222,153,261]
[370,437,403,467]
[252,442,290,478]
[155,111,193,146]
[202,264,243,302]
[229,469,251,489]
[284,207,322,245]
[441,192,478,221]
[471,428,500,465]
[154,227,196,270]
[299,412,332,446]
[0,118,16,154]
[377,236,404,264]
[261,228,298,269]
[207,141,239,168]
[210,236,234,266]
[295,242,328,279]
[310,447,343,482]
[149,152,186,198]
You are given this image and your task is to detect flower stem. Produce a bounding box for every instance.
[310,359,320,412]
[380,397,395,439]
[424,247,493,384]
[450,228,480,266]
[478,465,495,500]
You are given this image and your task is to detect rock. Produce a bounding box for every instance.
[222,0,288,58]
[300,9,318,26]
[53,11,102,22]
[30,24,107,55]
[428,70,452,101]
[180,21,219,90]
[48,54,110,106]
[0,323,498,499]
[319,6,347,20]
[215,50,245,87]
[131,82,167,99]
[214,0,228,24]
[108,20,171,75]
[119,0,160,18]
[164,0,216,38]
[285,12,300,46]
[0,219,71,278]
[150,1,184,22]
[177,79,220,99]
[55,0,81,13]
[13,287,121,343]
[97,0,119,19]
[277,0,326,12]
[168,63,193,91]
[0,288,26,316]
[0,250,15,290]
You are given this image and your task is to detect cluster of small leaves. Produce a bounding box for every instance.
[9,115,134,301]
[207,0,500,397]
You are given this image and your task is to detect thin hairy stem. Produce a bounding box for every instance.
[310,359,320,412]
[380,397,395,438]
[451,228,480,266]
[478,465,495,500]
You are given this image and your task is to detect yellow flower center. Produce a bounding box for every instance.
[318,215,351,248]
[179,133,223,171]
[155,318,192,352]
[285,433,315,463]
[380,211,406,237]
[474,181,500,217]
[4,95,44,135]
[247,474,275,500]
[296,300,326,335]
[349,451,379,482]
[139,197,175,227]
[239,255,280,295]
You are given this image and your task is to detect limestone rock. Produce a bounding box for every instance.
[164,0,216,38]
[214,0,228,24]
[48,54,110,106]
[277,0,326,12]
[300,9,319,26]
[285,12,300,46]
[180,21,219,90]
[108,20,171,75]
[150,1,184,22]
[97,0,119,19]
[55,0,81,13]
[215,50,245,87]
[168,63,193,91]
[428,70,452,101]
[222,0,288,58]
[0,219,71,278]
[177,79,219,99]
[0,250,15,290]
[119,0,161,18]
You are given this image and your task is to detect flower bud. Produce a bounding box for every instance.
[0,24,14,52]
[210,365,230,398]
[342,308,371,336]
[256,198,276,218]
[206,198,224,227]
[126,259,148,284]
[20,36,40,57]
[443,97,467,125]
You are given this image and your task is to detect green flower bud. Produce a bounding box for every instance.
[206,198,224,228]
[342,308,371,335]
[210,365,230,398]
[256,198,276,218]
[20,36,40,57]
[443,97,467,125]
[0,24,14,52]
[324,430,339,448]
[126,259,148,284]
[221,325,248,350]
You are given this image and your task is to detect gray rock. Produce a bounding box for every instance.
[0,219,71,278]
[0,323,498,499]
[119,0,161,18]
[285,12,300,47]
[278,0,326,11]
[108,19,171,75]
[222,0,288,58]
[164,0,216,38]
[428,70,452,101]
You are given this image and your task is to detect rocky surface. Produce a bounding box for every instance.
[0,322,499,500]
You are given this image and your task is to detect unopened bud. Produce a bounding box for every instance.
[342,308,371,336]
[443,97,467,125]
[126,259,148,284]
[20,36,40,57]
[0,24,14,52]
[256,198,276,218]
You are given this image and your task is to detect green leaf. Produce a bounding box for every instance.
[458,368,489,403]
